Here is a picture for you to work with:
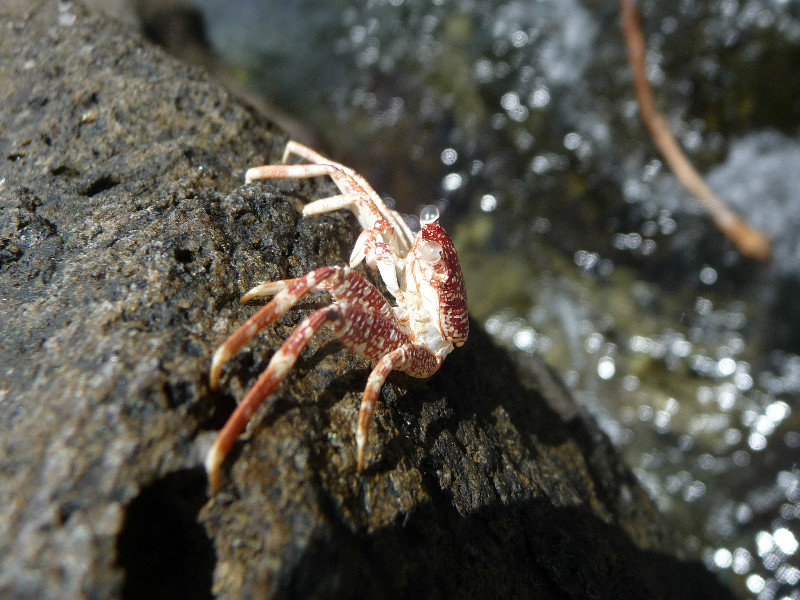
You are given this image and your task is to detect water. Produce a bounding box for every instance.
[186,1,800,596]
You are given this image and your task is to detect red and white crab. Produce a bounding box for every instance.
[205,141,468,492]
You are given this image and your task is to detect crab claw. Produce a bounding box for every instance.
[349,228,370,267]
[349,229,400,297]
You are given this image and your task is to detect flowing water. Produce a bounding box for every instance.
[187,1,800,596]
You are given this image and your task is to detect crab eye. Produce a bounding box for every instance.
[420,240,443,265]
[419,204,439,225]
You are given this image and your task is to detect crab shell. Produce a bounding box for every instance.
[406,219,469,350]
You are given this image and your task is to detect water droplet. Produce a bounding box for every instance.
[714,548,733,569]
[748,432,767,451]
[480,194,497,212]
[441,148,458,165]
[597,356,616,379]
[700,266,718,285]
[442,172,463,191]
[774,528,798,555]
[419,205,439,225]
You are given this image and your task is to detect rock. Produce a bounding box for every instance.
[0,1,733,599]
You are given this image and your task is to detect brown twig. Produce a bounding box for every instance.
[618,0,771,261]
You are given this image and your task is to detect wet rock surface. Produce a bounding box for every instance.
[0,2,733,599]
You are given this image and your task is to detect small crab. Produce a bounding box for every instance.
[205,141,468,492]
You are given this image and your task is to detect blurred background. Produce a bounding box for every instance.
[97,1,800,597]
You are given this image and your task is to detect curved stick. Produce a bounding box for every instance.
[619,0,770,261]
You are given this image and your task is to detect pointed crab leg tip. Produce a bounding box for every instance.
[356,436,366,473]
[205,446,223,494]
[209,364,221,390]
[209,347,230,390]
[349,251,366,269]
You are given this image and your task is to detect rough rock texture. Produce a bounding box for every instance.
[0,2,734,599]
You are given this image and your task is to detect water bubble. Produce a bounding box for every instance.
[660,217,677,235]
[564,132,581,150]
[442,173,463,191]
[733,450,751,466]
[528,86,550,108]
[501,91,521,111]
[746,574,765,594]
[766,400,790,422]
[724,428,742,445]
[698,454,716,470]
[785,431,800,448]
[597,356,616,379]
[717,357,737,376]
[533,217,551,233]
[490,113,507,130]
[621,375,640,391]
[629,335,652,353]
[700,266,718,285]
[762,552,781,570]
[585,333,603,353]
[480,194,498,212]
[757,531,777,556]
[653,410,671,431]
[714,548,733,569]
[774,528,798,555]
[748,432,767,451]
[780,503,798,520]
[513,328,536,351]
[777,565,800,585]
[440,148,458,165]
[419,205,439,225]
[641,220,658,237]
[510,30,529,47]
[732,548,752,574]
[734,371,753,390]
[695,297,713,314]
[683,480,706,501]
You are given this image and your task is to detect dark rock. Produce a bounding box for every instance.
[0,1,734,599]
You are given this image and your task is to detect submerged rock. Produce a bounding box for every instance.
[0,1,733,599]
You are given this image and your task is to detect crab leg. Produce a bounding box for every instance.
[302,195,353,216]
[240,278,301,303]
[210,266,339,388]
[245,163,341,185]
[355,346,407,472]
[281,140,329,164]
[246,161,383,228]
[354,340,441,471]
[206,298,411,490]
[248,142,414,251]
[206,306,338,492]
[211,266,400,387]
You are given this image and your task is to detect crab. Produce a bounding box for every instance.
[204,141,468,492]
